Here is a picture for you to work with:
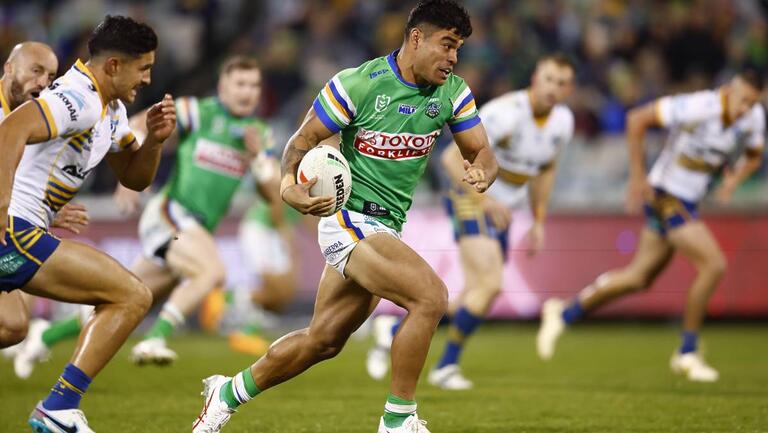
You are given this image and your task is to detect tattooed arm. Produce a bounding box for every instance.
[280,107,337,216]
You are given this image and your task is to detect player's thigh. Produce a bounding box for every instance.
[165,225,224,278]
[667,222,725,269]
[130,256,178,300]
[345,234,447,310]
[22,239,149,306]
[625,227,675,278]
[458,235,503,289]
[307,264,378,344]
[0,290,30,334]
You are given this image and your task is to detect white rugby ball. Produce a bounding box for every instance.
[297,145,352,216]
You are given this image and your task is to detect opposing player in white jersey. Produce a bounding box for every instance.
[0,42,60,350]
[0,16,176,432]
[366,54,575,389]
[537,70,765,382]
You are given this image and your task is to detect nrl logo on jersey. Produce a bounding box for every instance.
[425,98,441,118]
[353,127,440,160]
[375,94,391,112]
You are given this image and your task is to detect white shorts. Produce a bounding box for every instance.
[239,219,291,274]
[138,194,203,264]
[318,209,400,276]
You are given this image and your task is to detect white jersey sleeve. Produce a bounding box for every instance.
[108,101,137,153]
[745,104,766,151]
[478,96,516,148]
[654,91,721,128]
[34,85,103,139]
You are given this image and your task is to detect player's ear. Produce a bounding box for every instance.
[4,61,12,76]
[104,57,120,77]
[408,27,421,49]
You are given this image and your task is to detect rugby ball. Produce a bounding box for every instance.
[297,145,352,216]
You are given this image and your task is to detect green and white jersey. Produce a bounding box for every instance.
[164,96,272,232]
[244,199,301,228]
[313,50,480,231]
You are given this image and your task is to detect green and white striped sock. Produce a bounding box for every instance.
[219,367,261,409]
[383,394,416,428]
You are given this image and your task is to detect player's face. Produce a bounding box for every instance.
[218,68,261,117]
[113,51,155,103]
[727,76,761,121]
[415,28,463,86]
[530,61,574,111]
[8,51,58,107]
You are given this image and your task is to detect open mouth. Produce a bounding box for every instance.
[438,67,452,78]
[30,91,40,98]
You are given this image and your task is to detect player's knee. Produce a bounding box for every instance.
[120,278,152,315]
[195,262,227,289]
[0,321,29,348]
[701,254,726,280]
[412,276,449,321]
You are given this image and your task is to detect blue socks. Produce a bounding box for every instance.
[43,363,92,411]
[436,307,482,369]
[680,331,698,354]
[561,300,584,324]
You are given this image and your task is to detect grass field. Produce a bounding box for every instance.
[1,323,767,433]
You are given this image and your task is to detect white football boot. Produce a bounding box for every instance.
[377,414,431,433]
[670,351,719,382]
[14,319,51,379]
[28,401,95,433]
[536,298,566,361]
[366,315,399,380]
[130,337,178,366]
[428,364,473,390]
[192,375,235,433]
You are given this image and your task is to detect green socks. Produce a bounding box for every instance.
[42,316,82,348]
[144,304,185,340]
[219,367,261,409]
[383,394,416,428]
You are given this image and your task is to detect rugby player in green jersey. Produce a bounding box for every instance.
[192,1,497,432]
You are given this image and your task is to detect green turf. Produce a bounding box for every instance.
[2,323,767,432]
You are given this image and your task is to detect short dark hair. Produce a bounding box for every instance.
[88,15,158,58]
[538,52,576,73]
[737,67,764,91]
[405,0,472,40]
[219,55,260,75]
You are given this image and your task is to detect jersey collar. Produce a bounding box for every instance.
[387,50,428,89]
[74,59,108,110]
[0,78,11,116]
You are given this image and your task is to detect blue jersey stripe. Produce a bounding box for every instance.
[313,98,342,134]
[449,116,481,133]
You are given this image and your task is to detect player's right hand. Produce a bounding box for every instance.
[113,185,142,216]
[625,176,653,214]
[52,203,90,234]
[482,197,511,231]
[281,177,336,216]
[462,160,490,193]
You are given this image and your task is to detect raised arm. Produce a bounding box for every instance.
[279,107,337,216]
[105,94,176,191]
[0,101,58,244]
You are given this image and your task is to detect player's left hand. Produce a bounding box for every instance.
[52,202,89,234]
[146,94,177,144]
[527,222,545,257]
[462,159,489,193]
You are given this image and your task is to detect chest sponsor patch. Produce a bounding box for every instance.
[353,128,440,160]
[193,138,248,178]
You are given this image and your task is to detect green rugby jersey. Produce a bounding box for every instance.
[313,50,480,231]
[164,96,272,231]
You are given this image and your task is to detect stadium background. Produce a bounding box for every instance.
[3,0,768,319]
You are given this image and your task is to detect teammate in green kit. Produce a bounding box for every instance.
[111,55,275,364]
[191,2,498,432]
